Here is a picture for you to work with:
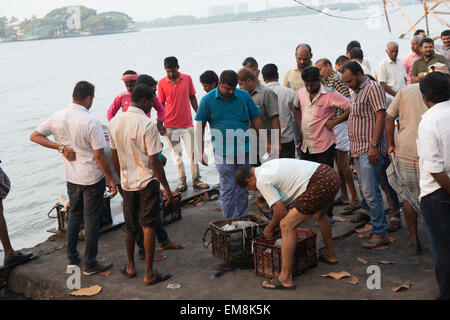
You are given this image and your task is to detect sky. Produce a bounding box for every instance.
[0,0,298,21]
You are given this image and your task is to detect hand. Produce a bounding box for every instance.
[418,72,427,79]
[157,122,166,136]
[63,145,76,161]
[295,136,303,149]
[368,146,379,164]
[264,225,274,240]
[266,142,272,155]
[325,119,336,130]
[163,189,174,209]
[387,146,396,161]
[107,181,118,198]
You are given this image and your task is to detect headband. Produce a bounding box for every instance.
[121,74,139,82]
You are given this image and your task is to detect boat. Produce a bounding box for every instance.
[248,18,266,23]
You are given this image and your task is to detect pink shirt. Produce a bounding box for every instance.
[294,85,350,154]
[107,91,165,122]
[402,52,421,85]
[157,73,196,128]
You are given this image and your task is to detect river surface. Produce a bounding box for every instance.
[0,4,445,249]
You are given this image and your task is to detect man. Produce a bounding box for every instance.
[106,70,165,134]
[294,66,350,220]
[376,42,407,98]
[237,68,281,161]
[417,72,450,300]
[235,159,340,290]
[341,62,390,249]
[195,70,264,219]
[435,29,450,66]
[109,84,174,286]
[315,59,361,214]
[385,65,440,255]
[242,57,261,81]
[335,55,349,74]
[349,47,371,75]
[283,44,313,93]
[157,56,209,192]
[403,36,423,85]
[414,29,426,37]
[411,38,448,84]
[30,81,117,274]
[199,70,219,93]
[1,163,33,266]
[261,63,299,159]
[346,40,372,73]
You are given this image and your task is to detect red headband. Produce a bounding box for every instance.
[121,74,138,82]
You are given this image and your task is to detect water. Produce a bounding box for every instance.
[0,5,445,249]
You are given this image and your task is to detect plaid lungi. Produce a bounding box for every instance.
[386,154,420,213]
[0,166,11,200]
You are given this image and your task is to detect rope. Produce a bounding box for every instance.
[292,0,404,21]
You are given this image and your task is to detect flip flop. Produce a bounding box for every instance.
[351,213,370,224]
[175,184,188,193]
[121,264,137,278]
[317,248,338,265]
[261,277,296,290]
[357,231,373,239]
[144,271,172,286]
[193,182,209,190]
[362,237,391,249]
[2,251,35,268]
[341,205,361,216]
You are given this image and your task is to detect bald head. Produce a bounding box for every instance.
[295,44,313,70]
[386,41,399,61]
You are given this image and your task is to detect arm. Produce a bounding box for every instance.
[385,114,396,157]
[152,98,166,135]
[107,96,122,122]
[30,130,76,161]
[110,148,121,181]
[149,154,174,207]
[93,149,118,197]
[368,110,386,164]
[190,95,199,113]
[431,172,450,195]
[325,93,350,129]
[380,82,397,97]
[264,200,289,239]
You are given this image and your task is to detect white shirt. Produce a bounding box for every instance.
[376,55,407,94]
[417,100,450,199]
[36,103,107,185]
[355,61,371,76]
[266,81,296,144]
[362,58,372,73]
[255,159,320,207]
[108,106,162,191]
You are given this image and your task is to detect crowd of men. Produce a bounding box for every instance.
[0,29,449,299]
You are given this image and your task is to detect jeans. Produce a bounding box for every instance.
[354,152,387,236]
[215,153,249,219]
[380,153,401,218]
[420,188,450,300]
[66,178,105,267]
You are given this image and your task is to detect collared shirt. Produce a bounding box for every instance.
[157,73,196,128]
[108,106,162,191]
[36,103,106,186]
[348,76,388,158]
[283,67,305,93]
[417,100,450,199]
[195,87,260,158]
[411,52,449,77]
[402,51,421,85]
[376,55,407,94]
[355,61,371,76]
[255,159,320,208]
[386,84,428,160]
[106,91,165,122]
[250,83,279,131]
[435,44,450,67]
[294,84,350,154]
[324,71,351,120]
[266,81,296,144]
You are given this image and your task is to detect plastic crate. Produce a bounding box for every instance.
[161,192,182,225]
[253,228,317,279]
[210,214,269,264]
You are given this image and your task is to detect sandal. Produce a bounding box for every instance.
[387,219,402,233]
[317,248,338,265]
[144,270,172,286]
[357,231,373,239]
[351,213,370,224]
[121,264,137,278]
[175,183,188,193]
[261,277,296,290]
[341,205,361,216]
[362,237,391,249]
[193,180,209,190]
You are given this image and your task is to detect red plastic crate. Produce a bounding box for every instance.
[253,228,317,279]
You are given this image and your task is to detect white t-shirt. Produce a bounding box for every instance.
[255,159,320,208]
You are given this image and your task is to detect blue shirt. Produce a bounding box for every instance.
[195,87,260,157]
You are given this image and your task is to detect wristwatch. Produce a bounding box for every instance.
[370,142,379,148]
[58,145,65,153]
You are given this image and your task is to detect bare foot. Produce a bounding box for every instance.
[153,254,167,262]
[159,241,185,251]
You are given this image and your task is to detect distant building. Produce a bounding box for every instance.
[208,5,235,17]
[236,3,249,14]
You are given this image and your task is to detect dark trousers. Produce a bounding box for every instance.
[300,144,336,217]
[420,188,450,300]
[66,178,105,267]
[279,140,296,159]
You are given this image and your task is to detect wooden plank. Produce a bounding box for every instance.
[383,0,392,33]
[399,2,440,38]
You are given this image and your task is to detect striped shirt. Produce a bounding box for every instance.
[324,71,351,120]
[348,76,387,158]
